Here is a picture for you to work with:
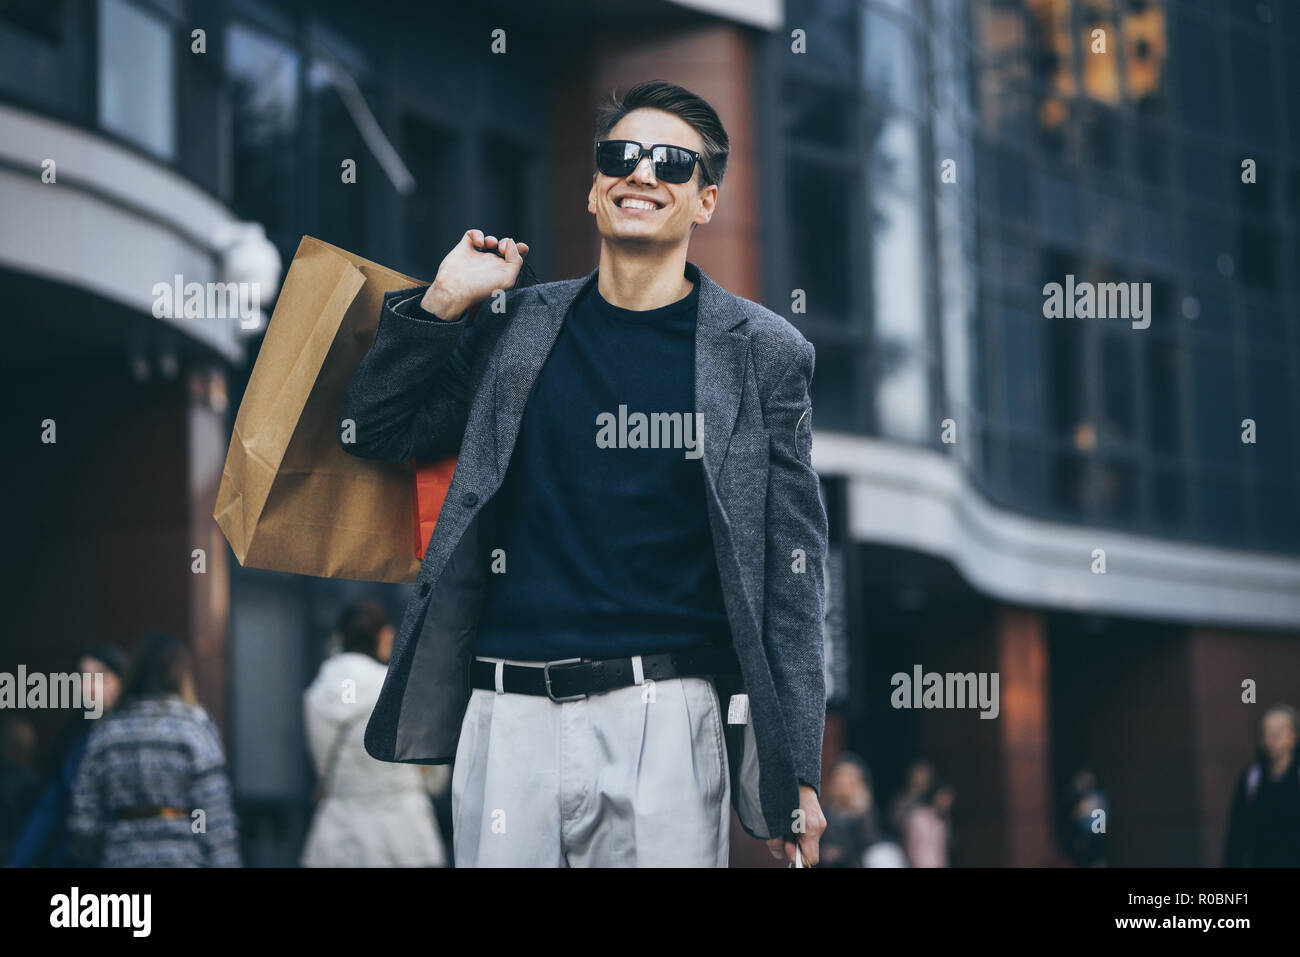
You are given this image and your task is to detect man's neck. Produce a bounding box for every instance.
[595,242,694,311]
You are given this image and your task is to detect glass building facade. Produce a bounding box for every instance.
[762,0,1300,554]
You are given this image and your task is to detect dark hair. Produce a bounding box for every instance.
[338,600,390,660]
[80,642,129,683]
[126,631,194,701]
[595,80,730,189]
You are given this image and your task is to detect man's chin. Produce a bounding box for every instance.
[600,227,669,246]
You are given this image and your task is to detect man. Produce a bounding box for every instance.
[340,80,827,867]
[1223,703,1300,867]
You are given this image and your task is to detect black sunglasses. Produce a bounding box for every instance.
[595,139,707,185]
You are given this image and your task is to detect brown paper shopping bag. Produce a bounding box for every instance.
[214,235,455,583]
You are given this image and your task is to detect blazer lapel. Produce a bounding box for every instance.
[693,262,749,491]
[492,268,596,482]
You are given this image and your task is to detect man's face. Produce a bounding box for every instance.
[587,108,717,249]
[1262,711,1297,762]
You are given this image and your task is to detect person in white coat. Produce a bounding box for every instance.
[301,600,448,867]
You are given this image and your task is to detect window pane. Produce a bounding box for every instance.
[787,158,854,323]
[1201,471,1246,544]
[1085,183,1130,255]
[98,0,174,158]
[1136,196,1173,268]
[1184,279,1233,338]
[996,148,1029,221]
[1003,438,1048,508]
[1236,221,1278,291]
[869,112,920,195]
[1192,348,1239,465]
[999,305,1042,434]
[227,23,300,246]
[874,353,930,444]
[871,187,927,349]
[1152,468,1187,530]
[862,7,918,113]
[1173,14,1222,134]
[1038,170,1079,242]
[1229,28,1277,148]
[1134,125,1167,185]
[310,63,366,251]
[1047,317,1084,439]
[786,0,857,77]
[1257,481,1300,550]
[1096,458,1139,523]
[1184,203,1230,277]
[784,78,855,150]
[1246,355,1294,473]
[1181,139,1228,205]
[402,116,461,277]
[810,344,856,431]
[479,135,532,242]
[1101,334,1135,444]
[1145,338,1184,454]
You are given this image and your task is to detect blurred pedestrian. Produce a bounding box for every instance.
[0,716,41,863]
[1060,768,1109,867]
[66,632,241,866]
[8,644,128,867]
[1224,702,1300,867]
[904,779,955,868]
[819,753,884,867]
[300,600,448,867]
[888,758,935,839]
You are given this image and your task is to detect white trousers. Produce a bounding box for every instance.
[451,657,731,867]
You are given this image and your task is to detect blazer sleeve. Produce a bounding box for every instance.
[760,338,828,797]
[338,285,494,464]
[1222,767,1249,867]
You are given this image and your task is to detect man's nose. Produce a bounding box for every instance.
[629,153,656,183]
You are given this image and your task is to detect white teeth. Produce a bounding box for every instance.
[619,198,658,210]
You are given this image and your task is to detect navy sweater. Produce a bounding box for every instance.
[473,269,731,661]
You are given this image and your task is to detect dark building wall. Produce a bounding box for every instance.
[548,22,762,298]
[1,360,199,766]
[1048,616,1200,866]
[1189,627,1300,867]
[909,605,1053,866]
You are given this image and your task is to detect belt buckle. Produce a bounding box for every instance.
[542,658,587,702]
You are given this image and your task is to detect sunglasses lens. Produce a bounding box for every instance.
[596,141,637,177]
[654,147,697,183]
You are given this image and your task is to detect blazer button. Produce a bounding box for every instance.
[461,492,478,508]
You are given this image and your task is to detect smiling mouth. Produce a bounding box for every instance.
[616,197,663,211]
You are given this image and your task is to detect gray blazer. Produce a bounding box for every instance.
[338,259,827,840]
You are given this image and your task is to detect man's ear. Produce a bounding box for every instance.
[693,183,718,227]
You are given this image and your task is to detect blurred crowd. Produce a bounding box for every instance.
[2,611,1297,867]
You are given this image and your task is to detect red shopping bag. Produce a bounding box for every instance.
[413,458,458,559]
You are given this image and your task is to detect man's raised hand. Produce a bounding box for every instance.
[420,228,531,321]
